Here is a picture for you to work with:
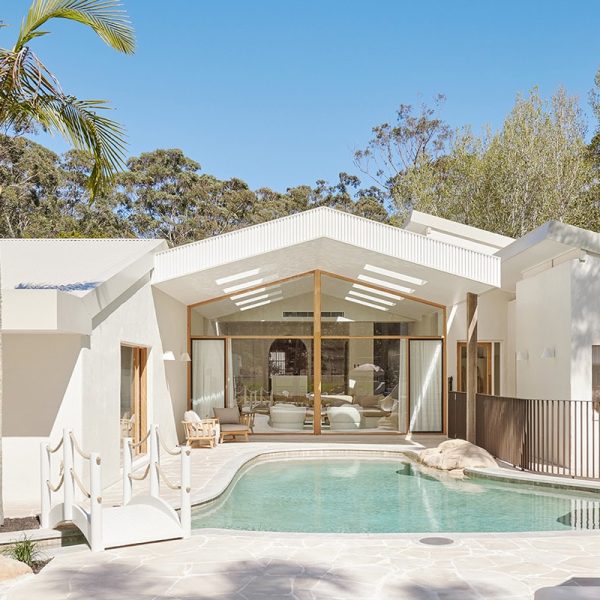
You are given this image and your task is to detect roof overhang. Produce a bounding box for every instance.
[498,221,600,291]
[153,208,501,307]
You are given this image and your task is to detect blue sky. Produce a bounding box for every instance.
[2,1,600,192]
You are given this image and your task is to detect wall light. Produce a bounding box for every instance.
[516,350,529,362]
[162,351,176,361]
[541,347,556,359]
[180,352,192,362]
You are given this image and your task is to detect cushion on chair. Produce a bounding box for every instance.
[184,410,201,423]
[220,423,250,433]
[356,394,384,408]
[213,406,240,424]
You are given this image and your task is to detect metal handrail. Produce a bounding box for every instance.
[70,432,91,460]
[155,462,181,491]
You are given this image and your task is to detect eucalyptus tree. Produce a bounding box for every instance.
[0,0,135,525]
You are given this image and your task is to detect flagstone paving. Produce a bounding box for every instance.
[4,530,600,599]
[6,436,600,599]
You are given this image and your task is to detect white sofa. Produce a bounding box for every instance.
[327,405,362,430]
[269,403,307,430]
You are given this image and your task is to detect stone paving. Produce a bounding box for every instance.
[5,436,600,599]
[5,530,600,599]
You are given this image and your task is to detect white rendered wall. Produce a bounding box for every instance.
[515,261,572,400]
[82,281,187,490]
[570,253,600,401]
[2,333,85,514]
[2,282,188,514]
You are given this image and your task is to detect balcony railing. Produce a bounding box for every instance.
[448,392,600,480]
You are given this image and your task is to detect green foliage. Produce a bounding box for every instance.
[0,0,134,197]
[356,89,600,236]
[3,535,42,567]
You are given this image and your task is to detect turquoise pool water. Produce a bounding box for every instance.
[191,458,600,533]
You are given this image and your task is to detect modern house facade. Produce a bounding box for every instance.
[2,207,599,511]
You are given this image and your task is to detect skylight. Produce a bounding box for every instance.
[239,297,283,312]
[363,264,427,286]
[357,274,414,294]
[235,290,282,306]
[347,290,395,307]
[351,283,403,301]
[215,268,261,286]
[222,278,264,294]
[344,296,388,311]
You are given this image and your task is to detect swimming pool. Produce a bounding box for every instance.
[191,457,600,533]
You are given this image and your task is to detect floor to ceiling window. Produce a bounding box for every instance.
[189,270,445,434]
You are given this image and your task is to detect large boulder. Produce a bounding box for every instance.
[0,555,32,581]
[417,439,497,470]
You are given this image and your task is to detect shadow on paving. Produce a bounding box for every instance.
[389,582,520,600]
[12,559,359,599]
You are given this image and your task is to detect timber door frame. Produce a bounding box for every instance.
[122,344,149,454]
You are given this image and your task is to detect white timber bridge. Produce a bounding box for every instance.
[40,425,192,552]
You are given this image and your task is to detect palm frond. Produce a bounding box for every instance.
[16,0,135,54]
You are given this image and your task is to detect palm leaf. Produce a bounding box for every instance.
[16,0,135,54]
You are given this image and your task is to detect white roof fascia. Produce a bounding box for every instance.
[404,210,514,254]
[154,207,501,287]
[82,239,168,320]
[2,289,90,334]
[497,221,600,262]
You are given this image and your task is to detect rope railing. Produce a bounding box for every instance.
[70,432,91,460]
[48,436,64,454]
[128,464,151,481]
[155,462,181,490]
[47,473,64,493]
[71,468,91,499]
[156,429,182,456]
[130,428,152,450]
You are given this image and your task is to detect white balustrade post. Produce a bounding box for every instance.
[180,447,192,538]
[122,437,133,505]
[149,425,160,498]
[89,453,104,552]
[63,429,74,521]
[39,442,51,528]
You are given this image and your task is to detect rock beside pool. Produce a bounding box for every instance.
[0,555,32,581]
[417,439,497,471]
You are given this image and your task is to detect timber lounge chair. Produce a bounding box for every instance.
[182,410,219,448]
[213,406,252,443]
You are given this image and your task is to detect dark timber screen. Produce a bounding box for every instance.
[447,392,600,480]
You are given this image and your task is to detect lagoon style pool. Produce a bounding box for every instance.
[191,457,600,533]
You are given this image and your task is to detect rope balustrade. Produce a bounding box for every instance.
[130,428,152,450]
[155,462,181,491]
[128,464,151,481]
[48,437,64,454]
[71,468,91,499]
[156,430,182,456]
[70,432,91,460]
[47,473,64,493]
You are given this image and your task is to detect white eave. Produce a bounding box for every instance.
[153,207,501,306]
[498,221,600,291]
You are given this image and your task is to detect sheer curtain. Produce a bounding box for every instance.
[192,340,225,418]
[409,340,443,432]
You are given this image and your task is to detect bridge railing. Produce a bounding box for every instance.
[40,429,103,550]
[122,424,192,537]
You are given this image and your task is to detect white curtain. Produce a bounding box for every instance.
[226,339,235,407]
[409,340,443,432]
[397,339,408,432]
[192,340,225,418]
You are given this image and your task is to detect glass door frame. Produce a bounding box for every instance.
[120,344,148,454]
[187,269,447,435]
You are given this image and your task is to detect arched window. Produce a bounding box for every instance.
[268,339,308,376]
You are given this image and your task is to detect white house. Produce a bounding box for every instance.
[2,207,599,512]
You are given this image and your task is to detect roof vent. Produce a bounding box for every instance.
[282,311,344,318]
